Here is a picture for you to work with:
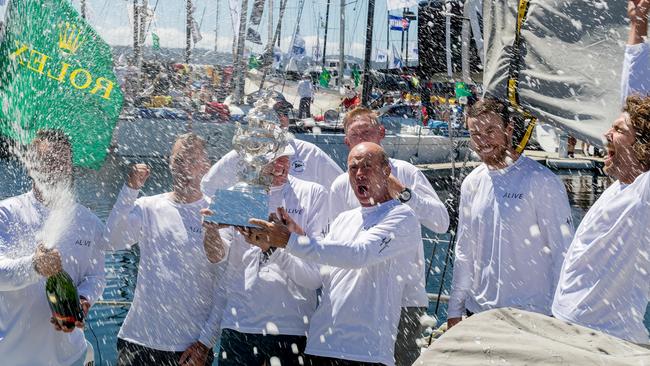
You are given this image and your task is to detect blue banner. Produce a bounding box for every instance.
[389,14,409,31]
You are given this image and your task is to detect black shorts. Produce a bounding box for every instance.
[116,338,215,366]
[305,354,385,366]
[218,328,307,366]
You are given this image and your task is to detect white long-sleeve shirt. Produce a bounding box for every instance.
[219,176,327,336]
[285,200,420,366]
[329,158,449,307]
[201,138,343,198]
[448,155,574,318]
[553,171,650,344]
[621,42,650,104]
[0,191,105,366]
[103,186,222,351]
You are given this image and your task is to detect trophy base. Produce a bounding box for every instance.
[206,184,269,228]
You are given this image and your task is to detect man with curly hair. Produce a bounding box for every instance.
[552,94,650,344]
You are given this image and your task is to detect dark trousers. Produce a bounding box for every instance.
[299,97,312,118]
[219,328,307,366]
[306,354,385,366]
[394,307,427,366]
[117,338,215,366]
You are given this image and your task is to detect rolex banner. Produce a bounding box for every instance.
[0,0,123,169]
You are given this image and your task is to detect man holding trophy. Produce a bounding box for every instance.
[204,98,329,365]
[201,93,343,203]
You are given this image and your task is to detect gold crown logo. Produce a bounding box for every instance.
[58,22,84,55]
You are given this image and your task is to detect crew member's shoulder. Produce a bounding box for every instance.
[291,138,325,155]
[520,156,564,188]
[289,176,327,195]
[0,193,36,224]
[461,163,489,188]
[389,158,420,173]
[330,171,349,189]
[0,192,32,212]
[73,203,104,229]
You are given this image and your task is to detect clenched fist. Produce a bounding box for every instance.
[127,163,150,190]
[33,243,62,277]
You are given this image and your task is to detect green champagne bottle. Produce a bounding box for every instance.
[45,271,84,330]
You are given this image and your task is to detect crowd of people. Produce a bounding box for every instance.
[1,2,650,366]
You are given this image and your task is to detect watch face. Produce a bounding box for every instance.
[400,189,411,202]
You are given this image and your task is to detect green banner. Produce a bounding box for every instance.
[352,64,361,88]
[0,0,124,169]
[454,82,472,98]
[319,68,331,88]
[152,33,160,50]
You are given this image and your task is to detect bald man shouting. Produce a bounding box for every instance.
[242,142,421,366]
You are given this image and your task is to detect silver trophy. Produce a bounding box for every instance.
[206,94,289,227]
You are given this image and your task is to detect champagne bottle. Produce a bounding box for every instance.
[45,271,84,330]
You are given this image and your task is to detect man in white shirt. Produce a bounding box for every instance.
[103,133,225,366]
[298,74,315,118]
[448,98,574,328]
[201,102,343,198]
[0,130,105,366]
[329,107,449,366]
[244,142,421,366]
[552,5,650,343]
[203,146,328,365]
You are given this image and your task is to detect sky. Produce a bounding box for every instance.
[0,0,419,60]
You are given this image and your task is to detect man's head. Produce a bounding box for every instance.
[466,97,516,166]
[28,130,73,188]
[343,107,385,148]
[169,133,210,189]
[261,144,294,187]
[273,100,291,128]
[604,95,650,182]
[347,142,392,207]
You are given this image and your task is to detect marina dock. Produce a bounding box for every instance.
[418,150,605,178]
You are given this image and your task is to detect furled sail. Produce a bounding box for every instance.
[483,0,628,146]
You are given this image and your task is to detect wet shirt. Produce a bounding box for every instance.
[553,171,650,344]
[219,176,327,336]
[329,158,449,307]
[448,155,574,318]
[621,42,650,104]
[201,138,343,198]
[103,186,221,351]
[0,191,105,366]
[285,200,420,366]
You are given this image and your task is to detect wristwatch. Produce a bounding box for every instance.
[398,187,412,203]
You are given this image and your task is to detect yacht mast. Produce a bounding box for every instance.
[338,0,344,86]
[361,0,375,105]
[322,0,331,67]
[232,0,249,104]
[186,0,192,63]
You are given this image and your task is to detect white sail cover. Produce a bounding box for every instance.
[482,0,629,146]
[416,308,650,365]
